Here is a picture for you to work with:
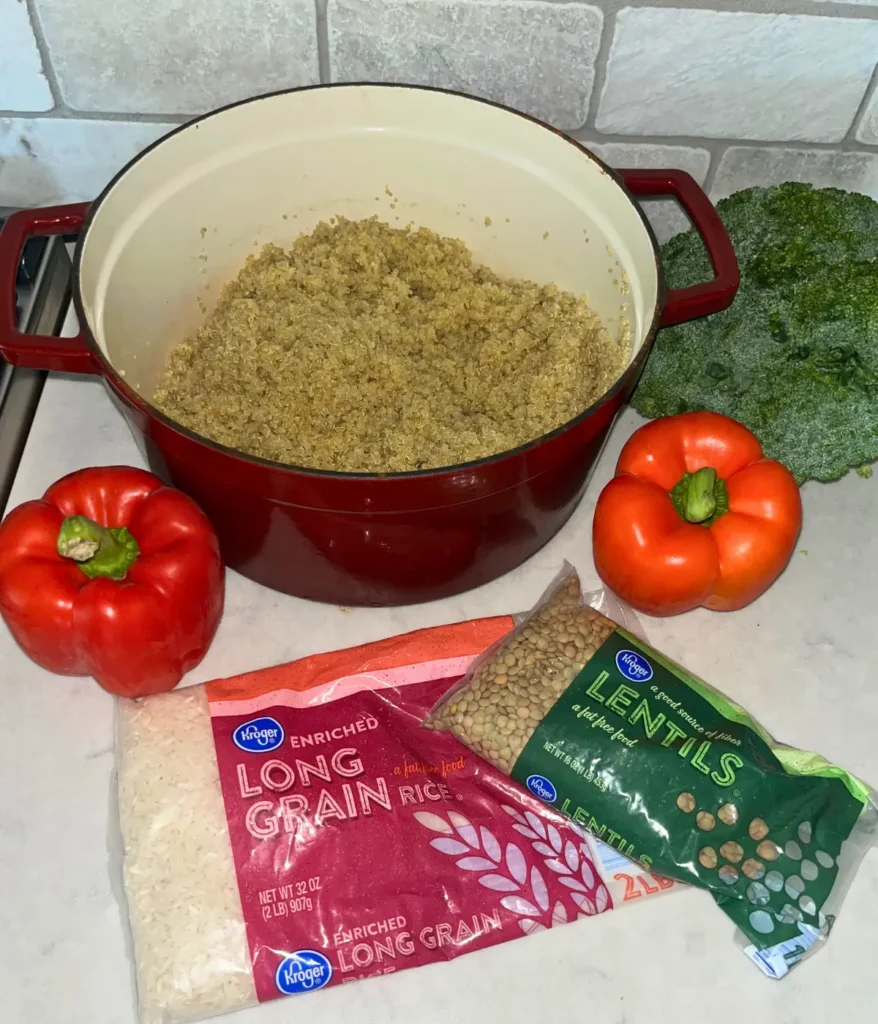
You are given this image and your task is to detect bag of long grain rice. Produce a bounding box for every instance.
[116,607,675,1024]
[427,564,878,978]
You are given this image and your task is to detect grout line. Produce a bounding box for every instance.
[569,126,878,155]
[701,144,725,195]
[0,107,191,124]
[24,0,62,110]
[591,0,878,20]
[315,0,332,85]
[583,8,616,130]
[1,108,877,159]
[846,63,878,143]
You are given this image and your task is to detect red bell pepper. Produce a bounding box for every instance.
[592,412,802,616]
[0,466,224,696]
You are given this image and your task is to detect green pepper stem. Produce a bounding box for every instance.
[670,467,729,526]
[57,516,140,580]
[683,467,718,522]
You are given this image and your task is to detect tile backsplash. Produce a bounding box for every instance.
[1,0,877,240]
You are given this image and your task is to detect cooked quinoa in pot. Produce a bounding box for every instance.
[154,216,629,473]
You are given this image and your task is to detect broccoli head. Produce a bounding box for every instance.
[631,182,878,483]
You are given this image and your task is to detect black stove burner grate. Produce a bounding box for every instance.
[0,212,74,517]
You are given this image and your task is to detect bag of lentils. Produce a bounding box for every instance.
[427,564,878,978]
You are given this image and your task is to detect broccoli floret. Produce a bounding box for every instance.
[631,183,878,483]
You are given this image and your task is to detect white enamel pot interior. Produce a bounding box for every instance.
[75,84,658,402]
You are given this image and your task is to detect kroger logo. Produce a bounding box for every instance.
[275,950,333,996]
[526,774,558,804]
[615,649,653,683]
[233,716,284,753]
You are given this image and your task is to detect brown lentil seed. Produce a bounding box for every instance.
[749,818,770,841]
[742,859,765,880]
[719,841,744,864]
[696,811,716,832]
[756,840,781,861]
[676,792,696,813]
[699,847,718,869]
[717,803,738,827]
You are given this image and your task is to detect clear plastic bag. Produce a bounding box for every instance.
[427,563,878,977]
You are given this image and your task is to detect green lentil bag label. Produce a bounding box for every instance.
[510,625,868,961]
[429,567,878,976]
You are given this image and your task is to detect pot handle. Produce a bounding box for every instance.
[618,169,739,328]
[0,203,100,374]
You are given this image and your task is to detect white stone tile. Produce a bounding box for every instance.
[327,0,603,129]
[0,0,53,112]
[597,8,878,143]
[581,140,711,243]
[711,146,878,202]
[0,118,175,206]
[856,88,878,145]
[585,142,710,182]
[33,0,319,114]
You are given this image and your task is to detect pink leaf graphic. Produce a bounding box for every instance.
[519,919,546,936]
[564,841,580,873]
[547,824,563,854]
[543,858,572,875]
[551,901,568,927]
[479,874,520,893]
[480,826,502,864]
[430,838,470,856]
[512,824,539,841]
[580,857,596,890]
[456,856,498,872]
[595,885,610,913]
[448,810,479,849]
[530,866,549,911]
[572,893,597,915]
[559,876,588,893]
[413,812,453,835]
[500,896,540,917]
[568,821,586,839]
[501,805,527,825]
[505,843,528,884]
[532,842,556,858]
[524,811,547,839]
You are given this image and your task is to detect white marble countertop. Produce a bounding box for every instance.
[2,366,876,1024]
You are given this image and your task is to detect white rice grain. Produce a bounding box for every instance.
[117,687,256,1023]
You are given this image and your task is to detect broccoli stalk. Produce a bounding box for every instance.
[631,182,878,484]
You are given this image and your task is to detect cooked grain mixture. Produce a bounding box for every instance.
[154,217,627,472]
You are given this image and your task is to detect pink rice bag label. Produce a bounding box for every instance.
[207,619,674,1002]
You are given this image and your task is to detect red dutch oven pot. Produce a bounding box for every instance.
[0,85,738,606]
